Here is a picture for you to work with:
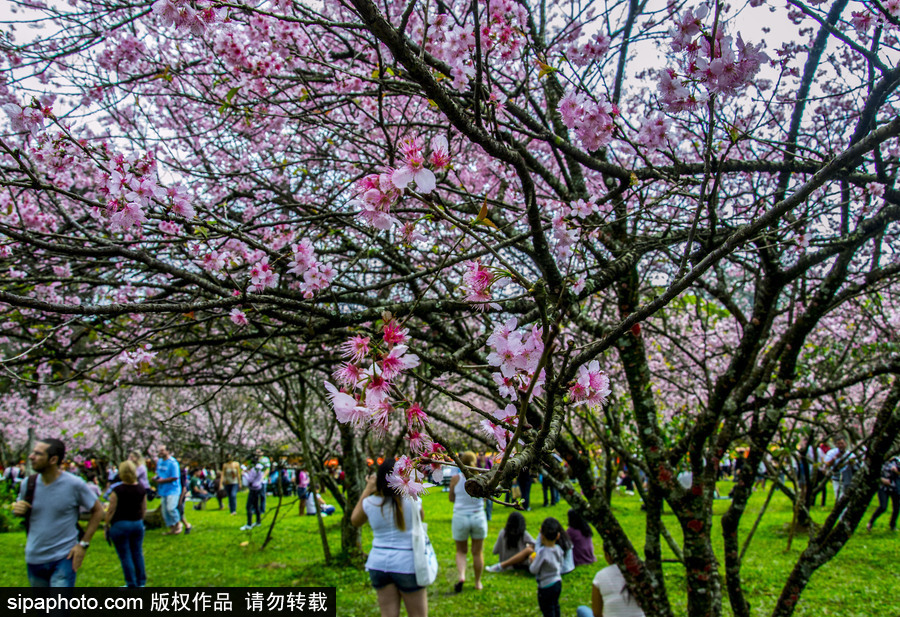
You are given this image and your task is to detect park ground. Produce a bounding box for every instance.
[0,483,896,617]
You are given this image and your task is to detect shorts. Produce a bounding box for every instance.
[452,511,488,541]
[368,569,423,593]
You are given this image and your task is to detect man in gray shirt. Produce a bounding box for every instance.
[13,438,104,587]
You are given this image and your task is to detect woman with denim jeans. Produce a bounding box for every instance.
[221,460,241,515]
[105,460,147,587]
[241,460,264,530]
[351,459,427,617]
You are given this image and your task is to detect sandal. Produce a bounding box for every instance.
[454,581,464,593]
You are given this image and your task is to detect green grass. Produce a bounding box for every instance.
[1,484,897,616]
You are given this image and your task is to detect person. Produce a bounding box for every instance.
[518,465,534,510]
[81,472,103,517]
[105,460,147,587]
[566,509,596,567]
[129,451,150,492]
[530,517,567,617]
[3,459,21,487]
[155,445,183,535]
[222,458,241,515]
[867,456,899,532]
[814,440,830,506]
[241,457,264,530]
[212,470,225,510]
[449,451,487,592]
[576,542,646,617]
[12,438,104,587]
[176,464,193,535]
[542,466,559,507]
[824,437,856,503]
[189,469,212,510]
[351,459,428,617]
[296,468,310,515]
[306,482,336,516]
[486,511,536,572]
[483,455,493,521]
[255,448,271,513]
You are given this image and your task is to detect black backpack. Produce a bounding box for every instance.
[23,474,85,541]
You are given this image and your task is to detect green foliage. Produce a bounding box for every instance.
[0,482,25,533]
[0,486,894,616]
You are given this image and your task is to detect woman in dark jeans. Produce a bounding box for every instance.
[105,460,147,587]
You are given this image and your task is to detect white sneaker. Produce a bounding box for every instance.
[485,563,505,573]
[239,524,252,531]
[251,522,261,528]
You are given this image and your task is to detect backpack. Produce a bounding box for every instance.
[23,474,85,541]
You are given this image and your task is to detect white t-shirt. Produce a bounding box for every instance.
[593,564,645,617]
[362,495,422,574]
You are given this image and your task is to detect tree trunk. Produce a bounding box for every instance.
[338,422,364,559]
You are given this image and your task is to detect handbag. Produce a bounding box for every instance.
[410,504,438,586]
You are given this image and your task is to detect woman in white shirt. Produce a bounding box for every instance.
[449,451,487,592]
[351,459,427,617]
[576,542,645,617]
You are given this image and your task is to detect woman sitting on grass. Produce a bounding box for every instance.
[576,541,645,617]
[351,459,428,617]
[486,511,536,572]
[566,508,596,567]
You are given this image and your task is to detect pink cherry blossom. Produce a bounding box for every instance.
[248,258,279,293]
[324,381,370,426]
[380,344,420,381]
[229,308,248,326]
[341,335,371,363]
[391,136,436,194]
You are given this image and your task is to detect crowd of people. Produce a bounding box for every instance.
[351,452,644,617]
[4,439,321,588]
[4,435,898,616]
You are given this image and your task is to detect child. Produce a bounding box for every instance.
[530,517,571,617]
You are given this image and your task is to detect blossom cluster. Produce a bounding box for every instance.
[568,360,611,409]
[152,0,221,36]
[460,260,502,310]
[287,239,336,298]
[326,317,447,498]
[549,197,613,260]
[3,102,46,136]
[851,1,900,33]
[425,0,527,90]
[566,31,611,67]
[658,5,769,111]
[350,135,450,231]
[486,317,545,394]
[97,152,164,233]
[119,344,158,372]
[558,90,618,150]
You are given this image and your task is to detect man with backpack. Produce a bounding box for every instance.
[12,438,104,587]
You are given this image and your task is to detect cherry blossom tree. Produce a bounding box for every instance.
[1,0,899,615]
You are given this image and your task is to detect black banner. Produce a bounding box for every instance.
[0,587,336,617]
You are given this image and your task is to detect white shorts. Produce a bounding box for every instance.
[452,510,488,541]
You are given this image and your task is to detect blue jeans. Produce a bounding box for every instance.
[27,557,76,587]
[537,581,561,617]
[160,493,180,527]
[260,485,267,513]
[247,488,262,526]
[225,483,239,514]
[109,520,146,587]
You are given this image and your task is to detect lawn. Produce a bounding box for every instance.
[1,483,896,616]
